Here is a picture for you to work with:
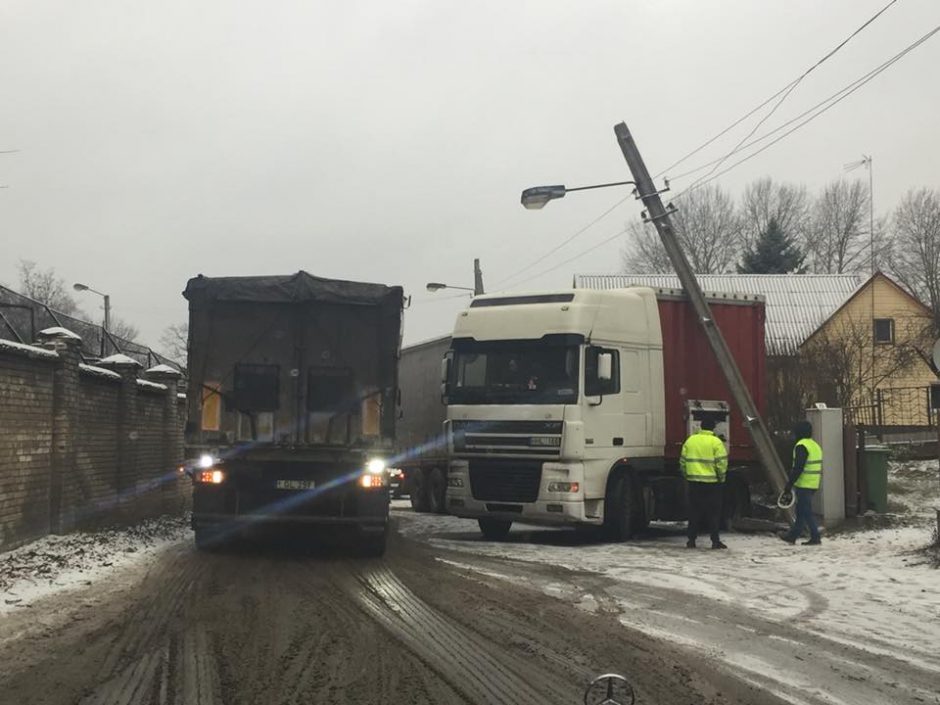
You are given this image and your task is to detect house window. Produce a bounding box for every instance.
[873,318,894,344]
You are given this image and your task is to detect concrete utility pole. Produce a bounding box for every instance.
[473,258,485,296]
[613,122,792,510]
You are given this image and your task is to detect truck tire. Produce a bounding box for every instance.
[722,477,751,530]
[360,529,388,558]
[428,467,447,514]
[478,518,512,541]
[605,474,643,542]
[410,468,430,513]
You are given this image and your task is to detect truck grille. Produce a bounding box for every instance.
[452,420,563,457]
[469,459,542,503]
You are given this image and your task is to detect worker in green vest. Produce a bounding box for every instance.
[680,417,729,549]
[781,420,823,545]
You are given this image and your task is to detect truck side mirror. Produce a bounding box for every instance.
[597,352,613,382]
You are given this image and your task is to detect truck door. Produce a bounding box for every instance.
[582,346,648,458]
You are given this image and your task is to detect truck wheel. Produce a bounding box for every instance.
[360,529,388,558]
[428,467,447,514]
[605,474,641,542]
[722,478,751,530]
[410,469,430,513]
[478,518,512,541]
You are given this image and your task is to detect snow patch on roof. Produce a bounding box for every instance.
[0,338,59,360]
[146,363,181,375]
[136,379,167,392]
[99,353,142,367]
[37,326,82,340]
[79,363,121,381]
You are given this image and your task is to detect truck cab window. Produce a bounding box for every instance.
[585,347,620,397]
[233,364,280,411]
[307,367,355,412]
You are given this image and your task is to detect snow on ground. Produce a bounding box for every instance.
[0,515,188,614]
[392,459,940,679]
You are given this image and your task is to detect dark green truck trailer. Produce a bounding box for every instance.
[182,271,404,556]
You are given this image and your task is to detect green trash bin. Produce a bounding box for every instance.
[861,444,890,513]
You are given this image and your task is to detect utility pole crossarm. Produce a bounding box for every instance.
[613,122,792,514]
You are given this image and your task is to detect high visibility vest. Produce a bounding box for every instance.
[793,437,823,490]
[680,430,728,484]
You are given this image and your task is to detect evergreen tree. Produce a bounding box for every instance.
[737,218,805,273]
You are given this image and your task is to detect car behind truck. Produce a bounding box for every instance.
[183,271,403,555]
[397,287,766,540]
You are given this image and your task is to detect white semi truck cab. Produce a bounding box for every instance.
[438,288,762,540]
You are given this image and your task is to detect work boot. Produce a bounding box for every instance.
[711,541,728,550]
[779,533,796,545]
[802,538,822,546]
[686,539,696,549]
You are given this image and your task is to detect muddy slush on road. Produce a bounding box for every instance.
[0,522,785,705]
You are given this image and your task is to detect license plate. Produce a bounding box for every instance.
[276,479,316,491]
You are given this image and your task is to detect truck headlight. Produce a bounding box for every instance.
[197,469,225,484]
[366,458,387,475]
[198,453,217,469]
[447,477,464,488]
[547,481,579,493]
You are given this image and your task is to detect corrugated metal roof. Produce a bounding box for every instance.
[573,273,866,355]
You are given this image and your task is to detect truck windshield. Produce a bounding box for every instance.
[448,339,579,404]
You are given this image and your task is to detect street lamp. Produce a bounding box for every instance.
[520,180,637,209]
[426,282,475,293]
[73,282,111,353]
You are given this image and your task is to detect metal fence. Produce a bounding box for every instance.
[847,385,937,428]
[0,284,181,370]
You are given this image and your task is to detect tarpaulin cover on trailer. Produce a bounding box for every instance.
[183,271,402,306]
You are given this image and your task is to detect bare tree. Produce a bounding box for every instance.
[887,188,940,320]
[109,317,139,343]
[740,178,810,251]
[17,260,82,315]
[622,184,741,273]
[160,322,188,362]
[807,179,870,274]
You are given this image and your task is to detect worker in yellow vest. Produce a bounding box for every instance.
[781,420,823,545]
[680,417,729,549]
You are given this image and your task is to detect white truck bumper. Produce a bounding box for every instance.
[444,460,604,526]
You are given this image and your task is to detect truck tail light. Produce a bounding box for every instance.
[197,469,225,484]
[359,474,386,489]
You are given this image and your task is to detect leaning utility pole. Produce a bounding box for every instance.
[614,122,792,511]
[473,258,485,296]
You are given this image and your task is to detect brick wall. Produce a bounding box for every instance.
[0,348,56,547]
[0,331,187,551]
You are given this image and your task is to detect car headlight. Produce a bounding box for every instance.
[366,458,387,475]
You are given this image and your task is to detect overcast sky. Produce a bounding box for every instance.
[2,0,938,349]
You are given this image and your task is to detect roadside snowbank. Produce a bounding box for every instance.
[0,516,188,614]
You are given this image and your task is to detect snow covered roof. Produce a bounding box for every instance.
[573,273,867,355]
[98,353,142,368]
[37,326,82,341]
[0,338,59,360]
[136,379,167,392]
[145,363,181,376]
[79,363,122,381]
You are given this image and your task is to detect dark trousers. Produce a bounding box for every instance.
[786,488,820,541]
[687,482,723,544]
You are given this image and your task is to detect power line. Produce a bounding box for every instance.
[493,193,632,288]
[656,0,899,181]
[505,226,630,290]
[674,24,940,199]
